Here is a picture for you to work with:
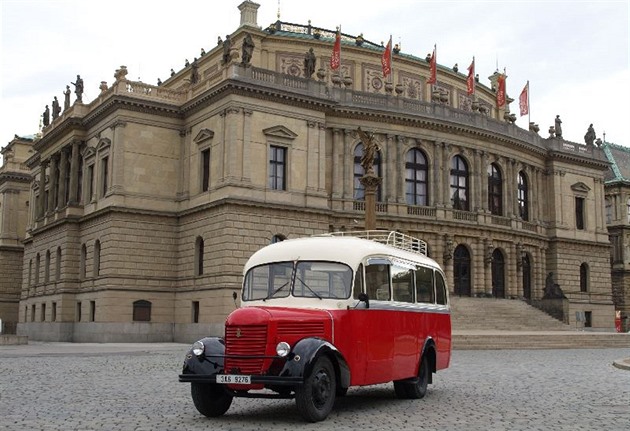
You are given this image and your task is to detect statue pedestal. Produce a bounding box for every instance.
[360,173,382,230]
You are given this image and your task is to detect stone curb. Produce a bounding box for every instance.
[613,357,630,371]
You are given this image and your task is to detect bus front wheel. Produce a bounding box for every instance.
[295,356,336,422]
[191,382,233,417]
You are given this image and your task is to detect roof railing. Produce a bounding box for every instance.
[318,230,427,256]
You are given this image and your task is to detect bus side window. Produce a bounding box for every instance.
[365,264,391,301]
[353,264,364,300]
[392,266,413,303]
[415,266,435,303]
[436,271,447,305]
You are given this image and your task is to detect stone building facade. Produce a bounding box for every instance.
[0,136,32,332]
[603,143,630,331]
[8,1,616,341]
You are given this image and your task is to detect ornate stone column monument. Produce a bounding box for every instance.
[356,127,382,231]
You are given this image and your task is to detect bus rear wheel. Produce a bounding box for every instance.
[394,354,429,399]
[295,356,336,422]
[191,382,233,417]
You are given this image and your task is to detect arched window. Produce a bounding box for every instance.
[453,245,471,296]
[28,259,33,286]
[80,244,87,280]
[580,263,589,293]
[132,300,151,322]
[353,143,382,201]
[93,240,101,277]
[491,249,505,298]
[194,236,204,276]
[518,171,529,221]
[35,253,40,284]
[405,149,428,206]
[45,250,51,283]
[450,155,469,211]
[488,163,503,216]
[56,247,62,281]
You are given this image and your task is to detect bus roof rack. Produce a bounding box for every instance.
[316,230,427,256]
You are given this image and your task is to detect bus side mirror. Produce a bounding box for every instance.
[358,293,370,309]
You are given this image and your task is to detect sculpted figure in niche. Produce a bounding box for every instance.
[52,96,61,119]
[554,115,562,138]
[584,124,596,146]
[304,47,316,78]
[42,105,50,127]
[71,74,84,103]
[241,34,254,66]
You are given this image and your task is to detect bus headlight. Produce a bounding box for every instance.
[276,341,291,357]
[192,340,205,357]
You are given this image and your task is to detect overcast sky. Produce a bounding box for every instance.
[1,0,628,160]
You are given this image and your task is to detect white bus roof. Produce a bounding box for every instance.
[244,231,440,273]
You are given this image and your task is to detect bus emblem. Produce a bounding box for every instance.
[236,328,242,338]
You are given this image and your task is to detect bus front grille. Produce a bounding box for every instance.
[224,325,267,374]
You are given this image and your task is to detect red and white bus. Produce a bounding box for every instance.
[179,231,451,422]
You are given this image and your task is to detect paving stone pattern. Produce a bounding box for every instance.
[0,343,628,431]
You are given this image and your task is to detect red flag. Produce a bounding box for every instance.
[466,58,475,95]
[519,82,529,116]
[497,73,506,107]
[427,45,437,84]
[330,29,341,70]
[381,36,392,78]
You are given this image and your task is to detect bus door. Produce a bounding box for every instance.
[361,258,395,384]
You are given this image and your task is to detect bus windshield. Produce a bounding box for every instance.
[243,261,353,301]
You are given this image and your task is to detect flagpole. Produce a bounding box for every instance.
[390,34,393,83]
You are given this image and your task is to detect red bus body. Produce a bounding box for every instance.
[180,231,451,421]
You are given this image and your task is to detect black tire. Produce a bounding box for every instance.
[190,382,233,417]
[393,354,430,399]
[295,356,336,422]
[336,386,348,397]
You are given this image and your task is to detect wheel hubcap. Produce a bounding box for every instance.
[312,369,331,407]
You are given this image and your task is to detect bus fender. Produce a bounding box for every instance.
[181,337,226,376]
[281,337,351,389]
[420,338,437,383]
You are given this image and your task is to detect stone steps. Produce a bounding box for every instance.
[452,330,630,350]
[449,296,629,349]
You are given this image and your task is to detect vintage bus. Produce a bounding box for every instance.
[179,231,451,422]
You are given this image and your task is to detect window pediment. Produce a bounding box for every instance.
[194,128,215,144]
[571,182,591,194]
[96,138,111,151]
[263,125,298,141]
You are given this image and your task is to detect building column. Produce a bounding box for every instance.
[38,160,48,218]
[343,129,354,200]
[474,238,485,297]
[431,141,440,207]
[442,143,451,207]
[385,134,395,203]
[331,129,342,199]
[396,135,404,203]
[58,149,68,207]
[48,155,58,213]
[242,109,253,182]
[68,140,80,205]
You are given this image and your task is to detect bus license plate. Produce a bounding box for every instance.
[216,374,251,385]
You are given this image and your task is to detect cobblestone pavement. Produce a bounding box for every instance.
[0,343,629,431]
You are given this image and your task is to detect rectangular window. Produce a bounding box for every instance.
[269,145,287,190]
[575,197,585,230]
[52,302,57,322]
[31,304,35,322]
[76,301,82,322]
[87,165,94,201]
[192,301,200,323]
[584,311,592,328]
[201,149,210,192]
[416,266,435,303]
[101,157,109,197]
[41,303,46,322]
[90,300,96,322]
